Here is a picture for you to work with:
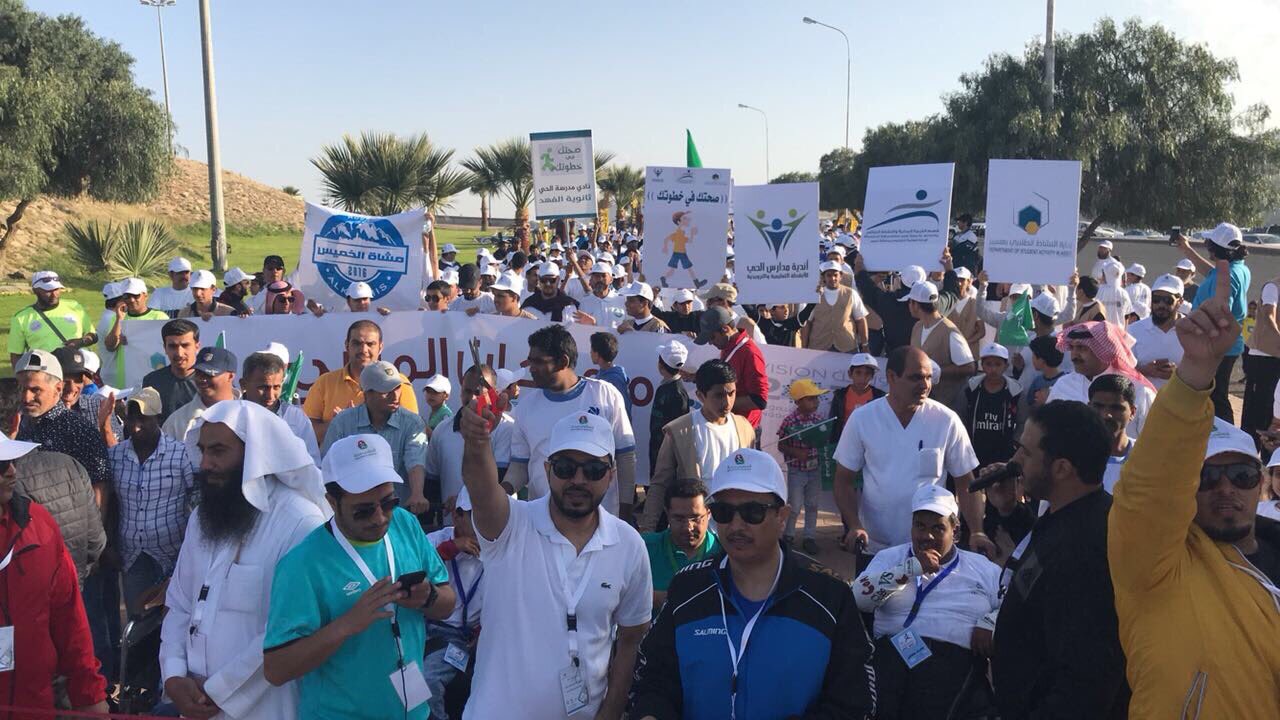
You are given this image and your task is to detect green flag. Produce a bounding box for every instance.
[282,351,304,405]
[686,129,702,168]
[996,294,1035,347]
[214,331,226,349]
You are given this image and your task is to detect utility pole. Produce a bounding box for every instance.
[140,0,175,155]
[198,0,227,272]
[1044,0,1056,113]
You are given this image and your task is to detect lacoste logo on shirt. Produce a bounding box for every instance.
[342,581,362,596]
[600,582,612,589]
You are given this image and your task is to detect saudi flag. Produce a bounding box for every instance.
[686,129,702,168]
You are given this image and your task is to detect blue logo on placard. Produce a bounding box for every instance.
[865,189,943,231]
[311,215,409,300]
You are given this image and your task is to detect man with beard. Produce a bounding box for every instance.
[571,261,628,330]
[1047,320,1156,437]
[159,400,328,720]
[303,320,419,443]
[150,257,195,315]
[1088,375,1137,494]
[107,388,196,615]
[7,270,94,369]
[630,449,875,720]
[459,408,651,719]
[1090,239,1124,284]
[1129,274,1184,391]
[520,262,581,322]
[642,479,719,612]
[1109,262,1280,718]
[239,349,321,464]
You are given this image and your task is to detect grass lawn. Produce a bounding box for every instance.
[0,224,485,377]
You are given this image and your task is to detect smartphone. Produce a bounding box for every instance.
[398,571,427,591]
[1169,226,1182,246]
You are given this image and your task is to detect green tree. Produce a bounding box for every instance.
[312,131,469,216]
[461,157,500,231]
[598,164,645,229]
[465,138,534,236]
[769,171,818,184]
[0,0,172,252]
[817,147,858,211]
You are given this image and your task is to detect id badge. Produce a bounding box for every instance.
[443,643,470,672]
[0,626,13,672]
[559,663,590,715]
[389,661,432,711]
[187,632,207,678]
[891,628,933,669]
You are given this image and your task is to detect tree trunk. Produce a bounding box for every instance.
[515,206,531,252]
[1077,216,1105,252]
[479,194,489,231]
[0,198,34,252]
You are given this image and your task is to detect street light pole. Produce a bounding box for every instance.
[1044,0,1056,113]
[198,0,227,272]
[140,0,175,156]
[803,16,851,148]
[737,104,769,182]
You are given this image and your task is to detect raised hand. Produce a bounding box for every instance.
[1175,260,1239,390]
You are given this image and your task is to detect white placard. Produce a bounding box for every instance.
[732,182,820,304]
[530,130,598,219]
[293,203,425,312]
[859,163,955,272]
[642,166,732,290]
[982,159,1083,285]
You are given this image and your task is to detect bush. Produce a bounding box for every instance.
[113,220,182,278]
[65,220,121,273]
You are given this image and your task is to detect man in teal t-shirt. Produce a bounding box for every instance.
[264,434,455,719]
[642,479,720,614]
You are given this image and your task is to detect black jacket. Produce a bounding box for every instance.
[992,489,1130,720]
[648,378,689,472]
[630,545,875,720]
[854,270,961,352]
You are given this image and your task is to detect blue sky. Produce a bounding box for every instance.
[28,0,1279,218]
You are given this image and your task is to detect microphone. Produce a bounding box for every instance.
[969,462,1022,492]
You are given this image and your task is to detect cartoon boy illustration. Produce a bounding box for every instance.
[661,210,705,289]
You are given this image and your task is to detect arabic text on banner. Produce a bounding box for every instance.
[858,163,955,272]
[981,159,1083,286]
[530,130,598,220]
[642,166,732,291]
[292,203,426,312]
[732,182,820,304]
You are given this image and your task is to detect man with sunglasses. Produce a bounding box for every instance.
[422,279,451,313]
[458,409,651,720]
[1129,273,1185,391]
[520,262,581,323]
[1109,261,1280,718]
[631,448,875,720]
[247,255,291,315]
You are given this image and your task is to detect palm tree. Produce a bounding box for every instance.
[460,155,502,231]
[598,164,645,229]
[311,131,468,216]
[466,138,534,239]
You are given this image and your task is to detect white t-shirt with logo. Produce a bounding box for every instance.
[862,543,1001,649]
[692,411,743,482]
[149,286,192,313]
[510,377,636,514]
[834,397,979,551]
[465,496,651,720]
[1128,318,1184,390]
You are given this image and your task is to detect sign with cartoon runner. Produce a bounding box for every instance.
[859,163,955,272]
[293,202,426,311]
[982,159,1082,285]
[530,129,598,219]
[643,166,732,290]
[732,182,819,304]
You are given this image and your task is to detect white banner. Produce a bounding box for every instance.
[859,163,955,272]
[118,312,860,481]
[732,182,820,304]
[530,130,598,220]
[642,166,732,290]
[982,159,1083,285]
[293,203,425,312]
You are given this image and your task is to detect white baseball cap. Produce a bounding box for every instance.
[980,342,1010,360]
[1098,240,1114,249]
[657,340,689,369]
[495,367,523,389]
[911,484,959,518]
[168,257,193,273]
[538,262,560,278]
[322,434,403,494]
[261,342,290,365]
[346,281,373,300]
[1208,222,1243,250]
[224,267,250,286]
[488,274,520,296]
[441,243,458,254]
[1126,263,1147,278]
[547,412,615,459]
[709,448,788,503]
[826,245,846,258]
[189,270,216,289]
[598,252,616,265]
[424,374,451,395]
[672,289,696,303]
[31,271,64,291]
[1009,283,1032,296]
[1205,417,1259,461]
[1176,258,1196,272]
[900,265,927,288]
[551,242,564,251]
[15,350,63,380]
[101,281,121,299]
[612,264,626,277]
[953,267,973,280]
[899,280,939,304]
[624,282,655,302]
[590,261,613,275]
[120,277,147,296]
[479,262,498,278]
[1150,274,1185,296]
[848,353,878,371]
[455,487,473,512]
[80,348,101,374]
[1268,446,1280,469]
[0,436,40,462]
[440,269,460,285]
[1030,292,1060,317]
[819,260,842,274]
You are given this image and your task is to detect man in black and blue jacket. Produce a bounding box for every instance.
[629,448,876,720]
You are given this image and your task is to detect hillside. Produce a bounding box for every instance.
[0,158,305,282]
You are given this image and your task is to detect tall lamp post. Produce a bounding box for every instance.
[737,104,770,182]
[198,0,227,272]
[139,0,175,156]
[802,16,851,149]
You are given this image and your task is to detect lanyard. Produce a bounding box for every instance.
[330,519,408,664]
[190,539,244,636]
[717,552,783,720]
[0,546,12,573]
[553,544,599,666]
[903,549,960,628]
[722,332,749,363]
[450,558,483,629]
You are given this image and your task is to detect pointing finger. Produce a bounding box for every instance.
[1215,259,1231,299]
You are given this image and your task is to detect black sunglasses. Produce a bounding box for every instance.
[351,494,400,520]
[549,456,612,482]
[424,295,441,303]
[708,500,781,525]
[539,277,559,284]
[1198,462,1262,493]
[1151,294,1177,306]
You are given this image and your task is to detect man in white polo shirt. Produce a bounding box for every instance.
[150,257,194,314]
[834,346,991,571]
[572,261,627,330]
[1129,274,1185,390]
[458,406,652,720]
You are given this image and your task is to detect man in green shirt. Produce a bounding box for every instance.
[422,374,453,435]
[264,434,455,719]
[642,479,720,612]
[8,271,95,369]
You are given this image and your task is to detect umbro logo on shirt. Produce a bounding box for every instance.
[588,406,601,415]
[342,581,362,596]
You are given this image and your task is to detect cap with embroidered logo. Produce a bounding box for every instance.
[359,361,403,393]
[323,434,403,493]
[709,449,787,503]
[547,412,615,459]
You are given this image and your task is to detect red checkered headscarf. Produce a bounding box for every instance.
[1057,320,1156,392]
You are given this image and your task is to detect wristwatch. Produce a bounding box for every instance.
[422,584,439,610]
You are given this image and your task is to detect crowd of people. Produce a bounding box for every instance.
[3,215,1280,720]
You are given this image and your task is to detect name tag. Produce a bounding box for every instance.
[559,664,590,715]
[891,627,932,669]
[0,626,13,672]
[389,661,431,711]
[443,643,470,672]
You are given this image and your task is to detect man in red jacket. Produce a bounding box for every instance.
[0,436,107,715]
[695,306,769,431]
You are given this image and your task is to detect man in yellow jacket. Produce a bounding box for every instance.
[1110,260,1280,719]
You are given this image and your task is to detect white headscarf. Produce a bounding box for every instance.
[199,400,331,518]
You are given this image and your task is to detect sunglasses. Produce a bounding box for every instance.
[424,295,441,303]
[1151,294,1177,306]
[351,494,400,521]
[539,277,559,284]
[708,500,781,525]
[1199,463,1262,493]
[549,456,612,482]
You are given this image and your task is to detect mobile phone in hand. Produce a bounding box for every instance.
[398,571,427,591]
[1169,226,1182,246]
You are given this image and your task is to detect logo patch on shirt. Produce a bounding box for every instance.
[587,406,601,415]
[342,581,362,596]
[30,320,42,332]
[694,628,727,637]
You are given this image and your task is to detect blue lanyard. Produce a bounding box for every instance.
[903,549,960,628]
[450,558,483,630]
